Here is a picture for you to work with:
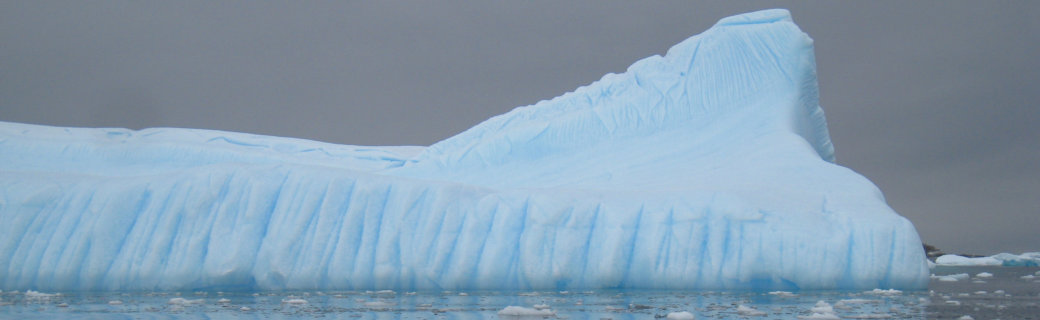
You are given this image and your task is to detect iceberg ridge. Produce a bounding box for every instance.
[0,9,928,291]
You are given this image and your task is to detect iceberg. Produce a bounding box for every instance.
[0,9,928,291]
[935,253,1040,267]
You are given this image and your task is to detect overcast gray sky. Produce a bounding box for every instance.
[2,1,1037,255]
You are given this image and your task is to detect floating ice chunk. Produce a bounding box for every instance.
[1021,275,1036,280]
[168,298,204,305]
[240,306,251,311]
[936,253,1040,266]
[975,272,993,278]
[533,304,550,310]
[666,311,695,320]
[25,290,60,299]
[769,291,797,297]
[282,298,308,305]
[957,316,974,320]
[737,305,767,316]
[946,300,961,306]
[935,255,1001,266]
[498,306,556,317]
[108,300,123,305]
[810,301,835,314]
[218,298,231,304]
[799,301,841,320]
[864,289,902,295]
[932,273,969,282]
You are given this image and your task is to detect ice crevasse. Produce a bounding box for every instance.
[0,9,929,291]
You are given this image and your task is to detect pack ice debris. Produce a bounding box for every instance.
[666,311,696,320]
[0,9,927,291]
[736,304,767,316]
[498,306,556,317]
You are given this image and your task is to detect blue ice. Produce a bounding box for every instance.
[0,9,928,291]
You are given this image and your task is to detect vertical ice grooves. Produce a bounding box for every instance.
[0,8,927,291]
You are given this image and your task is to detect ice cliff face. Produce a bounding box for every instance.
[0,9,929,291]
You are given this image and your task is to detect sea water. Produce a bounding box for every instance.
[1,267,1036,319]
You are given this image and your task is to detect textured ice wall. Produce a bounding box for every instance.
[0,9,929,291]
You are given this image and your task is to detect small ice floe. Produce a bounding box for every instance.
[108,300,123,305]
[605,305,626,311]
[736,305,767,316]
[240,306,252,311]
[975,272,993,278]
[168,298,205,305]
[994,290,1005,295]
[973,291,987,295]
[533,304,550,310]
[810,301,834,314]
[56,303,69,308]
[1035,270,1040,276]
[217,298,231,304]
[458,292,468,296]
[498,306,556,317]
[797,301,839,320]
[281,298,307,305]
[405,291,417,295]
[957,316,974,320]
[375,290,395,295]
[864,289,902,295]
[935,274,969,282]
[665,311,695,320]
[946,300,961,306]
[25,290,60,299]
[972,280,987,284]
[768,291,796,297]
[1021,275,1036,280]
[517,292,540,296]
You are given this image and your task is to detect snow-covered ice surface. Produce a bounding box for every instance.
[0,9,927,291]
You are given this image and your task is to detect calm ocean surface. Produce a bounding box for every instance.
[2,266,1036,319]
